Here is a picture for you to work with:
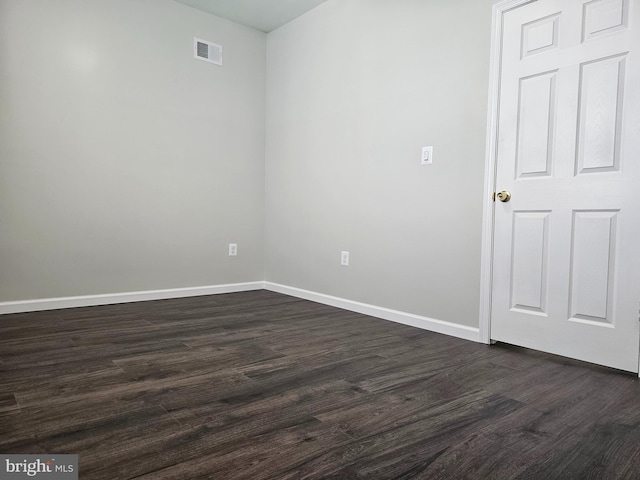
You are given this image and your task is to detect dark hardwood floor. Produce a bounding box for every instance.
[1,290,640,479]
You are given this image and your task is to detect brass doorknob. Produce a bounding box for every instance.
[496,190,511,202]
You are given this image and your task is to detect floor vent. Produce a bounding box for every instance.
[194,38,222,66]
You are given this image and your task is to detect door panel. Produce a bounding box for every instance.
[491,0,640,372]
[516,71,557,178]
[576,54,626,173]
[583,0,628,41]
[569,210,618,324]
[510,211,550,314]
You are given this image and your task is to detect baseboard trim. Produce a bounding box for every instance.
[0,282,265,315]
[2,281,481,343]
[264,282,481,343]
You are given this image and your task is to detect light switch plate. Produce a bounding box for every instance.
[421,146,433,165]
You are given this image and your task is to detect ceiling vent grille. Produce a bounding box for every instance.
[194,38,222,66]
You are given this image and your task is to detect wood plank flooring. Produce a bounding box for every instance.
[1,290,640,479]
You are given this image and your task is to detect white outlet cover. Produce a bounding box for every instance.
[341,251,350,266]
[421,146,433,165]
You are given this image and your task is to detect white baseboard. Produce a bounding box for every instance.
[264,282,481,343]
[0,282,265,315]
[1,281,481,344]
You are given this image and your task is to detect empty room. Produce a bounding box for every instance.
[2,0,640,478]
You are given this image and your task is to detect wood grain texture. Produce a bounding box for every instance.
[1,290,639,479]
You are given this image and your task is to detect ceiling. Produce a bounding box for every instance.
[173,0,330,33]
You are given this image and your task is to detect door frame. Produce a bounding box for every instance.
[479,0,539,344]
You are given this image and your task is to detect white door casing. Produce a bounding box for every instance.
[481,0,640,372]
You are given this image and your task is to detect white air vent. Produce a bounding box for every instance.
[194,37,222,66]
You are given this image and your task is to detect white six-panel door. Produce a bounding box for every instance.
[491,0,640,372]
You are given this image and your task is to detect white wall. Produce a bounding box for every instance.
[0,0,266,301]
[265,0,496,328]
[1,0,500,332]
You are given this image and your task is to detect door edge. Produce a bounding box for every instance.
[479,0,538,345]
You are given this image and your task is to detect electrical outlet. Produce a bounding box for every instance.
[228,243,237,256]
[341,251,350,266]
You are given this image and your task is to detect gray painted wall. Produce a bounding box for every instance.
[265,0,496,328]
[1,0,499,331]
[0,0,266,301]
